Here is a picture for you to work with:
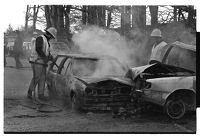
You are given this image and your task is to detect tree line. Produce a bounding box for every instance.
[22,5,196,41]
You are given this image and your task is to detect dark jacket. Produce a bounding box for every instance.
[13,35,23,55]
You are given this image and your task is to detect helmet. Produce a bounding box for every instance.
[45,27,57,39]
[150,28,162,37]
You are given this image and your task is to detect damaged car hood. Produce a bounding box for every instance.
[74,76,133,86]
[126,64,156,80]
[126,63,195,81]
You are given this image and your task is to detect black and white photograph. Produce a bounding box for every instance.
[3,2,197,134]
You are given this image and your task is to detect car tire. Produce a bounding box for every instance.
[71,94,81,112]
[165,98,186,119]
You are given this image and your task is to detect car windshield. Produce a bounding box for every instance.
[72,57,127,78]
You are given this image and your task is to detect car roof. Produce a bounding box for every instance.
[56,53,129,71]
[170,41,196,52]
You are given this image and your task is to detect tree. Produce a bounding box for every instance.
[45,5,52,28]
[32,5,40,31]
[173,6,178,22]
[64,5,71,35]
[107,10,112,28]
[82,6,87,25]
[97,6,106,27]
[5,24,14,35]
[149,6,158,27]
[88,6,97,25]
[25,5,30,32]
[186,6,196,29]
[24,5,45,33]
[57,5,64,37]
[120,6,131,35]
[44,5,72,41]
[131,6,146,29]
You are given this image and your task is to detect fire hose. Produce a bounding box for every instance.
[29,58,62,113]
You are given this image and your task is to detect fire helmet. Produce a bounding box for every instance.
[150,28,162,37]
[45,27,57,39]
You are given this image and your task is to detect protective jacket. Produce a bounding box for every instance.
[29,35,50,64]
[150,41,168,63]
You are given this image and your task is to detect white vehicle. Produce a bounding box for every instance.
[126,41,196,119]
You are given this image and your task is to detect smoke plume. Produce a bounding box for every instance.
[71,23,196,77]
[160,22,196,71]
[72,26,148,65]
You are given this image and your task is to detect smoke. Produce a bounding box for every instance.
[167,46,196,72]
[71,23,196,78]
[72,26,148,77]
[160,22,196,72]
[161,22,196,45]
[72,26,148,66]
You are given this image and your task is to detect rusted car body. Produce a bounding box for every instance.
[46,54,134,111]
[127,41,196,119]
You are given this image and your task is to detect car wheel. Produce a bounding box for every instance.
[71,94,81,112]
[165,99,186,119]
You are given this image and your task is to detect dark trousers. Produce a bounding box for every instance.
[14,54,23,68]
[28,63,46,96]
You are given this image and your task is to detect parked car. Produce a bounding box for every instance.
[46,54,134,111]
[126,41,196,119]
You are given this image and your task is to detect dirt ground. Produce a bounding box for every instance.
[4,57,196,133]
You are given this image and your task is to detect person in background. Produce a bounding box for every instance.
[13,30,23,68]
[149,28,169,64]
[4,34,8,67]
[28,27,57,101]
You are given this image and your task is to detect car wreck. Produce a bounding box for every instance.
[126,41,196,119]
[46,54,134,111]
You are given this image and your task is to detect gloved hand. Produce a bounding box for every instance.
[48,54,54,61]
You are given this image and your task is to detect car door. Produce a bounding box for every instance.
[46,56,65,95]
[55,57,72,98]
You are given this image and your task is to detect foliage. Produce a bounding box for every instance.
[21,5,196,41]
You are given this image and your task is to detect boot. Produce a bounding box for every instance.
[27,90,32,100]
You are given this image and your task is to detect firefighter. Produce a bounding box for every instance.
[149,28,168,64]
[31,32,38,50]
[27,27,57,101]
[29,32,38,60]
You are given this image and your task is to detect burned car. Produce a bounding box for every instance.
[46,54,134,111]
[126,41,196,119]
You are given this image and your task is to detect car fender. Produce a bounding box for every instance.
[143,76,195,106]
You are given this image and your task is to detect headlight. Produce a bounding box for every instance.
[136,79,151,90]
[85,87,93,95]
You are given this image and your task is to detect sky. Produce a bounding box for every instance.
[2,4,27,31]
